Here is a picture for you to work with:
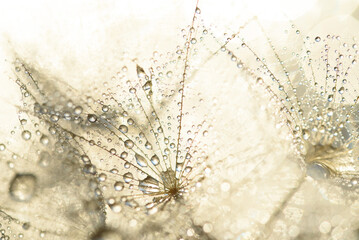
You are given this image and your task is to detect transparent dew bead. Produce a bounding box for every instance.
[87,114,98,123]
[40,135,49,145]
[120,151,128,159]
[21,130,31,140]
[110,202,122,213]
[0,143,6,151]
[302,129,310,140]
[315,36,321,42]
[9,174,37,202]
[124,139,134,149]
[138,176,160,194]
[150,155,160,166]
[145,141,152,150]
[135,154,147,167]
[114,181,124,191]
[143,81,152,91]
[73,106,83,115]
[307,163,329,179]
[123,172,134,183]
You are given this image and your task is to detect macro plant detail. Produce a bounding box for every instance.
[1,0,359,240]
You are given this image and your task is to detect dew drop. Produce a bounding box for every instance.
[119,125,128,133]
[145,141,152,150]
[120,151,128,159]
[123,172,133,183]
[110,202,122,213]
[9,174,37,202]
[87,114,98,123]
[150,155,160,166]
[136,65,146,78]
[315,36,321,42]
[143,81,152,91]
[40,135,49,145]
[302,129,310,140]
[50,114,59,122]
[21,130,31,140]
[135,154,147,167]
[139,176,159,194]
[307,163,329,179]
[114,181,124,191]
[124,139,134,149]
[74,106,83,115]
[0,143,6,151]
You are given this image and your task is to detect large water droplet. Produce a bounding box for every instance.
[307,163,329,179]
[150,155,160,166]
[87,114,98,123]
[135,154,147,167]
[21,130,31,140]
[145,141,152,150]
[138,176,159,194]
[136,65,146,78]
[124,139,134,149]
[9,174,37,202]
[143,81,152,91]
[302,129,310,140]
[114,181,124,191]
[0,143,6,151]
[123,172,133,183]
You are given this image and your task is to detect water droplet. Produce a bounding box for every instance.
[315,36,321,42]
[110,202,122,213]
[9,174,37,202]
[74,106,83,115]
[145,141,152,150]
[87,114,98,123]
[40,135,49,145]
[114,181,124,191]
[20,119,27,125]
[127,118,134,125]
[120,151,128,159]
[124,139,134,149]
[302,129,310,140]
[307,163,329,179]
[129,87,136,94]
[0,143,6,151]
[123,172,133,183]
[21,130,31,140]
[143,81,152,91]
[50,114,59,122]
[136,65,146,78]
[102,105,109,112]
[110,148,117,155]
[119,125,128,133]
[139,176,159,194]
[135,154,147,167]
[338,87,344,94]
[38,151,51,167]
[150,155,160,166]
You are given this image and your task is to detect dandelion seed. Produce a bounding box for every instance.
[2,0,359,239]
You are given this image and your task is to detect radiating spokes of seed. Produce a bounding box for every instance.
[175,0,201,186]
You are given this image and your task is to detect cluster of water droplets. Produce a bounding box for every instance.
[4,1,359,239]
[2,4,229,239]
